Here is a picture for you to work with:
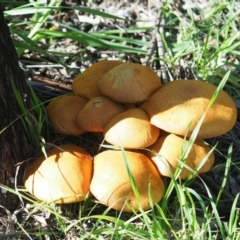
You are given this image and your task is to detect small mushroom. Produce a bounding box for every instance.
[46,95,87,135]
[76,96,125,132]
[146,133,215,179]
[141,80,237,138]
[72,60,124,99]
[90,150,165,212]
[104,108,160,149]
[97,62,161,103]
[24,144,93,204]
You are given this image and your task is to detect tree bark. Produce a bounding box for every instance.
[0,3,32,211]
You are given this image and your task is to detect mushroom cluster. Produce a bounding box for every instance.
[24,60,237,212]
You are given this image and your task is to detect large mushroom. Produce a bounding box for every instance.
[141,80,237,138]
[145,133,215,179]
[103,108,160,149]
[72,60,124,99]
[46,95,87,135]
[24,144,93,204]
[97,62,161,103]
[90,150,165,212]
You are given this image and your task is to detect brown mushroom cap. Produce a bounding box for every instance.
[76,96,125,132]
[97,62,161,103]
[104,108,160,148]
[146,133,215,179]
[141,80,237,138]
[24,144,93,204]
[90,150,165,212]
[46,95,87,135]
[72,60,124,99]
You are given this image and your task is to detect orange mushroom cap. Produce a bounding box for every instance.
[146,133,215,179]
[141,80,237,138]
[24,144,93,204]
[76,96,125,132]
[46,95,87,135]
[104,108,160,149]
[72,60,124,99]
[97,62,161,103]
[90,150,165,212]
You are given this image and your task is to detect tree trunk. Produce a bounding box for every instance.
[0,3,32,211]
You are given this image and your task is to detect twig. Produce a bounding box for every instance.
[143,2,168,83]
[143,3,164,66]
